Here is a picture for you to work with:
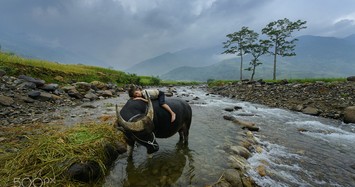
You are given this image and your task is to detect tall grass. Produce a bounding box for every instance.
[0,51,198,86]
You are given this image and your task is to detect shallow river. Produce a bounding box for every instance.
[101,87,355,187]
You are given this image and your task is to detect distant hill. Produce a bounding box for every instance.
[161,34,355,81]
[125,46,221,76]
[0,31,109,67]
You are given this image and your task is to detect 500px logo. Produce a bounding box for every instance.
[13,177,56,187]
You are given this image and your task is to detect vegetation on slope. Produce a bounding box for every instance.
[0,51,198,86]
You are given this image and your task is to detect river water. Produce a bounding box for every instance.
[103,87,355,187]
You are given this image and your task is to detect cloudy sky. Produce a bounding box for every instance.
[1,0,355,69]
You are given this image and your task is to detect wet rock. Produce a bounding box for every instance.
[234,106,242,110]
[222,169,243,187]
[292,104,304,111]
[302,106,320,116]
[228,155,247,170]
[344,106,355,124]
[224,107,234,112]
[81,103,97,108]
[0,95,14,106]
[67,161,101,182]
[256,165,266,177]
[230,146,251,159]
[223,115,259,131]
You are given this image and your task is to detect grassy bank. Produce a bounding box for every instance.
[0,123,125,186]
[0,51,198,86]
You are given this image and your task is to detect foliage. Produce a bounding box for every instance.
[262,18,307,80]
[0,123,125,186]
[207,79,237,87]
[222,27,258,81]
[245,38,269,81]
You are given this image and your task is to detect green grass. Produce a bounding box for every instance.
[0,123,125,187]
[0,51,198,86]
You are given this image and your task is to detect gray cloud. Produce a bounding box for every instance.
[1,0,355,69]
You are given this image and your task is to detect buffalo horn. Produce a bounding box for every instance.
[115,97,154,132]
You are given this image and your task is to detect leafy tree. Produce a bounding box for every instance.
[150,76,161,85]
[245,39,269,81]
[222,27,257,81]
[262,18,307,80]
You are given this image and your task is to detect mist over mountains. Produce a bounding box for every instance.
[1,32,354,81]
[129,34,355,81]
[0,31,110,68]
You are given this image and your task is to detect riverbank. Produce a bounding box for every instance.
[208,80,355,123]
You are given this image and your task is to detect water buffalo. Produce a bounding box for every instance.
[116,95,192,157]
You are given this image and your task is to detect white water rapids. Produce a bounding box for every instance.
[103,86,355,187]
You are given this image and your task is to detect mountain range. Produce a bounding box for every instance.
[0,30,110,68]
[1,31,354,81]
[131,34,355,81]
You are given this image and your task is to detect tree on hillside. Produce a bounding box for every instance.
[262,18,307,80]
[222,27,258,81]
[245,39,269,81]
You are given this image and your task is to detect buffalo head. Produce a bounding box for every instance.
[116,96,159,156]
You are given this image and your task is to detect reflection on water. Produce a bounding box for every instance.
[122,142,193,186]
[104,87,355,187]
[104,88,237,186]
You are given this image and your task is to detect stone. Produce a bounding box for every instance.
[68,89,83,99]
[292,104,304,111]
[98,90,113,97]
[91,81,107,90]
[165,92,173,97]
[67,161,101,182]
[234,106,242,110]
[344,106,355,124]
[74,82,92,94]
[18,82,37,90]
[81,103,97,108]
[41,83,59,92]
[28,91,41,98]
[0,95,14,106]
[302,106,320,116]
[230,146,251,159]
[223,169,243,187]
[256,165,266,177]
[18,75,45,87]
[224,107,234,112]
[84,92,98,101]
[38,92,53,101]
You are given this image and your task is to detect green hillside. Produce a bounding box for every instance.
[0,51,149,85]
